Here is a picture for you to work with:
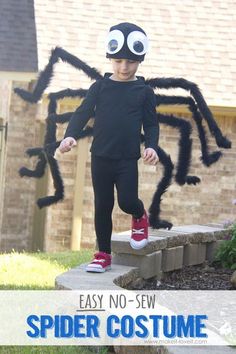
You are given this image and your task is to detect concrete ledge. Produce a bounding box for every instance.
[112,232,167,255]
[56,263,139,290]
[183,243,206,266]
[162,246,184,272]
[56,223,230,291]
[206,240,226,262]
[55,223,231,354]
[113,251,162,279]
[112,224,230,254]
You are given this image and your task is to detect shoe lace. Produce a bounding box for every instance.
[132,228,144,234]
[93,258,106,263]
[93,252,110,263]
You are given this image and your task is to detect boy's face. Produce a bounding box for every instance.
[110,59,140,81]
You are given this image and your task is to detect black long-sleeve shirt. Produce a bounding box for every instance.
[64,73,159,159]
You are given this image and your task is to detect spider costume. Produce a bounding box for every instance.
[15,22,231,232]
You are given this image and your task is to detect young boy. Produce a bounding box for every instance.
[59,22,159,272]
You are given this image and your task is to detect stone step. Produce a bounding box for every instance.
[55,223,234,354]
[111,223,230,279]
[55,263,138,290]
[56,223,230,289]
[111,224,228,255]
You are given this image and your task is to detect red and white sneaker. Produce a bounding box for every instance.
[130,210,149,250]
[85,251,112,273]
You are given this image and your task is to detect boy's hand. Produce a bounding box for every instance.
[59,137,77,153]
[143,148,159,165]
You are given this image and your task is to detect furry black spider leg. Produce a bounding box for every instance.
[156,95,222,166]
[56,47,102,81]
[158,113,200,185]
[38,126,94,208]
[19,146,47,178]
[147,77,231,149]
[140,134,173,229]
[35,91,94,208]
[25,147,44,157]
[37,153,64,208]
[148,146,174,229]
[45,88,95,151]
[48,112,73,124]
[44,88,94,153]
[47,88,90,124]
[186,97,222,166]
[49,88,88,101]
[35,96,62,206]
[44,127,94,156]
[15,48,101,207]
[14,52,58,103]
[44,115,57,145]
[14,47,102,103]
[19,79,96,207]
[18,96,58,180]
[19,152,47,178]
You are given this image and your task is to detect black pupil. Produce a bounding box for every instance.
[108,39,118,52]
[133,41,144,53]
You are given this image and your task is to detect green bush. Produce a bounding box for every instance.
[214,223,236,269]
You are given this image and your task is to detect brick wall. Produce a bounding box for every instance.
[43,102,78,251]
[1,90,235,252]
[79,114,236,249]
[44,100,236,251]
[34,0,236,107]
[1,1,235,253]
[141,113,236,227]
[0,80,11,232]
[0,82,39,251]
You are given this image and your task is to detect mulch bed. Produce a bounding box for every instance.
[143,262,235,290]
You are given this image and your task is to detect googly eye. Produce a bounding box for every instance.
[106,30,125,54]
[127,31,149,56]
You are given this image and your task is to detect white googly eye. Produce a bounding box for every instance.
[106,30,125,54]
[127,31,149,56]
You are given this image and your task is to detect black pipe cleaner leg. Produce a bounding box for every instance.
[41,92,94,206]
[147,77,231,149]
[187,98,222,166]
[49,88,88,101]
[15,48,101,208]
[37,153,64,208]
[158,113,200,185]
[148,146,174,230]
[19,98,57,179]
[18,96,58,179]
[36,118,94,207]
[155,94,222,166]
[14,47,102,103]
[19,151,47,178]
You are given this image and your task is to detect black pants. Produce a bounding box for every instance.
[91,155,144,254]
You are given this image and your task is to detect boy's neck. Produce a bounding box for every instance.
[110,74,138,82]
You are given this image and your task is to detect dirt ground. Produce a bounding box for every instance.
[143,262,235,290]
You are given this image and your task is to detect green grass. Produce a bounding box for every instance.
[0,250,93,290]
[0,250,110,353]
